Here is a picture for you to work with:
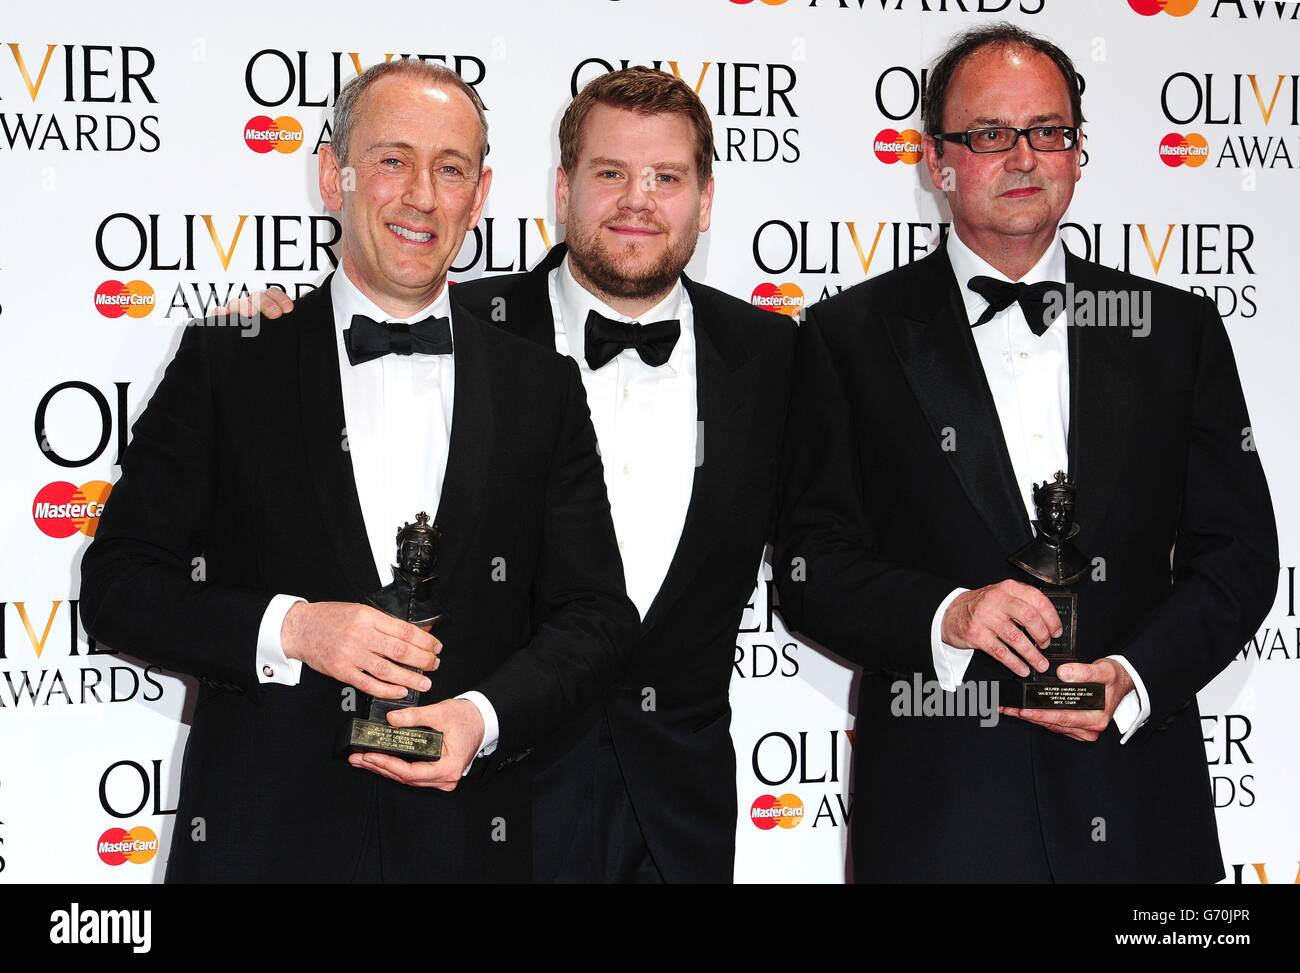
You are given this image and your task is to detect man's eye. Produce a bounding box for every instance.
[441,165,463,176]
[381,158,403,167]
[657,173,678,183]
[599,170,621,179]
[979,130,999,142]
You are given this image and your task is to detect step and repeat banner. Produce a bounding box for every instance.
[1,0,1295,884]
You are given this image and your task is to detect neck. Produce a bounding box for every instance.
[567,255,673,320]
[954,221,1057,282]
[341,251,444,319]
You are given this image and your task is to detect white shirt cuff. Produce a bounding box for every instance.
[255,594,306,686]
[930,587,973,692]
[1107,654,1150,744]
[455,690,499,777]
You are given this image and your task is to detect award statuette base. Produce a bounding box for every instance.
[335,611,444,761]
[999,591,1104,711]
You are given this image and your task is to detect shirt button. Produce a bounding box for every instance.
[622,464,629,476]
[1033,433,1043,441]
[1019,351,1030,360]
[262,665,274,678]
[622,387,630,400]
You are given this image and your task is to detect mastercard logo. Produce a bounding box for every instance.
[33,480,111,538]
[244,115,304,154]
[751,282,804,317]
[1129,0,1198,14]
[729,0,790,5]
[1158,132,1210,167]
[97,826,159,866]
[750,793,804,830]
[874,128,923,165]
[94,279,155,319]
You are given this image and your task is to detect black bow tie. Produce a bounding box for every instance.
[966,276,1067,336]
[343,313,452,366]
[583,310,681,370]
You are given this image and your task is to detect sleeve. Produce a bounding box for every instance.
[78,324,279,696]
[774,306,960,676]
[932,587,974,691]
[1110,298,1278,734]
[470,357,639,755]
[256,594,307,685]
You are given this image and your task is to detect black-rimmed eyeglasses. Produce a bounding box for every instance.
[932,126,1080,153]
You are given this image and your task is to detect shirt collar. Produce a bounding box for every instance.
[330,263,454,346]
[946,226,1067,326]
[555,253,687,374]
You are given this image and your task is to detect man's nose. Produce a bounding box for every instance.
[1004,132,1039,173]
[403,166,439,212]
[618,167,658,213]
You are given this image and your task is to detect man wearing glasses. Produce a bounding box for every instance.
[776,24,1277,881]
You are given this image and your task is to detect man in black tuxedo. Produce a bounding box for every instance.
[79,60,637,882]
[456,68,794,883]
[775,25,1278,882]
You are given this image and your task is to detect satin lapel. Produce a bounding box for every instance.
[639,278,757,637]
[296,276,381,596]
[1064,251,1135,539]
[435,295,495,588]
[495,241,566,349]
[884,249,1033,555]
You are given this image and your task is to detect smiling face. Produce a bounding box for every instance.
[319,74,491,317]
[556,103,714,315]
[923,45,1081,271]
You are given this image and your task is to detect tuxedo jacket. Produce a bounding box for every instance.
[775,246,1278,882]
[454,243,796,882]
[78,277,639,883]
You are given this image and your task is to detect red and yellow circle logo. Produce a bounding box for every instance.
[1129,0,1198,15]
[750,282,804,317]
[97,826,159,865]
[93,279,155,318]
[1158,132,1210,167]
[244,115,304,154]
[750,793,804,830]
[32,480,111,538]
[874,128,923,165]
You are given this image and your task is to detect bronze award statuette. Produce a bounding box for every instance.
[337,512,446,760]
[1003,471,1104,710]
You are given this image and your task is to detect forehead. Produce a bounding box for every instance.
[942,45,1073,128]
[576,103,699,163]
[353,75,481,147]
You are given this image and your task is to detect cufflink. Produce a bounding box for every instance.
[262,664,275,678]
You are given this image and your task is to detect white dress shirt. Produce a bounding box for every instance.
[929,229,1150,743]
[254,266,497,764]
[548,255,697,620]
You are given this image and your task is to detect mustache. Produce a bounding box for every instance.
[602,217,669,233]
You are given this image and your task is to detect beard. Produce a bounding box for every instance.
[566,216,698,302]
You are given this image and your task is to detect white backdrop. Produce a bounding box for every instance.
[1,0,1295,884]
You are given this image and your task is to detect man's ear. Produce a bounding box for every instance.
[319,145,345,211]
[697,175,716,234]
[922,135,949,193]
[467,165,493,231]
[555,165,571,227]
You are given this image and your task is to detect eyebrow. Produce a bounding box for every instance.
[367,140,476,164]
[587,156,692,175]
[969,112,1067,127]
